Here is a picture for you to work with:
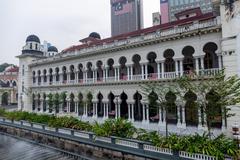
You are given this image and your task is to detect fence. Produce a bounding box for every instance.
[0,117,223,160]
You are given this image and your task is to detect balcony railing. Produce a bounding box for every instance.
[32,68,221,87]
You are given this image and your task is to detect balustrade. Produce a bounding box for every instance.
[32,68,221,87]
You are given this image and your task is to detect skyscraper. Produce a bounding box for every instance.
[160,0,213,24]
[111,0,143,36]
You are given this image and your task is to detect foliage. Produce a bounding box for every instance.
[86,92,93,106]
[176,70,240,134]
[92,118,136,138]
[0,108,6,116]
[1,110,239,159]
[48,116,92,131]
[47,93,54,111]
[60,92,67,104]
[0,63,15,72]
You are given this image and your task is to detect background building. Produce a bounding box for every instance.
[161,0,213,24]
[111,0,143,36]
[0,65,18,106]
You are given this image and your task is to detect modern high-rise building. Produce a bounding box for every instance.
[160,0,213,24]
[111,0,143,36]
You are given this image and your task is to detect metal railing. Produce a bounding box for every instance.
[0,117,222,160]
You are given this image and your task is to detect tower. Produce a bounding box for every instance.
[16,35,44,111]
[111,0,143,36]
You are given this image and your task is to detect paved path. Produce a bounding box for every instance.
[0,134,77,160]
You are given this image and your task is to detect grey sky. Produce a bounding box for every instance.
[0,0,160,65]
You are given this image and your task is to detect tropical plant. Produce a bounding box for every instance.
[47,93,54,112]
[176,70,240,136]
[92,118,136,138]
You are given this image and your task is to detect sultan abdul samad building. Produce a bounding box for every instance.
[17,1,240,135]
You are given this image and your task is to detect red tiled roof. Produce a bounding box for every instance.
[62,12,215,54]
[6,67,19,72]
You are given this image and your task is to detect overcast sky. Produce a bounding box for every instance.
[0,0,160,65]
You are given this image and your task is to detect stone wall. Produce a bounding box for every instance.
[0,125,151,160]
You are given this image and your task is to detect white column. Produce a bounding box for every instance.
[114,67,117,81]
[75,72,78,83]
[175,60,179,76]
[67,73,70,83]
[177,105,181,127]
[95,103,98,118]
[106,68,108,80]
[157,63,160,79]
[158,107,163,126]
[162,107,166,125]
[198,107,203,130]
[146,104,149,123]
[92,70,95,83]
[75,102,79,114]
[85,71,88,83]
[141,64,144,80]
[161,63,164,78]
[117,67,120,81]
[103,69,106,82]
[115,103,118,119]
[200,57,204,70]
[127,66,130,80]
[131,104,134,121]
[128,104,131,120]
[103,103,106,118]
[118,103,120,118]
[142,104,146,122]
[195,58,199,75]
[130,65,133,80]
[180,60,183,76]
[181,105,186,128]
[106,103,109,118]
[218,55,222,69]
[145,64,148,79]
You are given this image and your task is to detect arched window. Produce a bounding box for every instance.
[184,90,198,126]
[164,49,175,72]
[132,54,141,76]
[133,92,143,121]
[120,92,128,119]
[119,57,127,80]
[108,92,115,118]
[165,91,177,124]
[147,52,157,79]
[96,61,103,81]
[78,64,83,83]
[203,42,219,69]
[182,46,195,74]
[148,91,158,122]
[107,59,115,77]
[97,92,104,117]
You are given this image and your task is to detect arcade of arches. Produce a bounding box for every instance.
[32,90,224,129]
[0,89,18,106]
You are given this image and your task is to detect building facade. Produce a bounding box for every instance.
[0,66,18,106]
[161,0,213,24]
[17,1,240,135]
[111,0,143,36]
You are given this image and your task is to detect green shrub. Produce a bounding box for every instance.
[0,108,6,116]
[92,118,136,138]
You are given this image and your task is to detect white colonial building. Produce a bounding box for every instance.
[17,1,240,135]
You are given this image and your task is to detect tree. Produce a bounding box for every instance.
[53,93,60,114]
[47,93,54,113]
[140,82,179,137]
[176,70,240,136]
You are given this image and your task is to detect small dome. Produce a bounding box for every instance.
[89,32,101,39]
[26,35,40,43]
[48,46,58,52]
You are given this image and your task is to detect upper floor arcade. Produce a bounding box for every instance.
[31,38,223,87]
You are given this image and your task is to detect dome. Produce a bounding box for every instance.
[48,46,58,52]
[89,32,101,39]
[26,35,40,43]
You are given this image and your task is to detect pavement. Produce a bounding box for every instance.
[0,104,18,111]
